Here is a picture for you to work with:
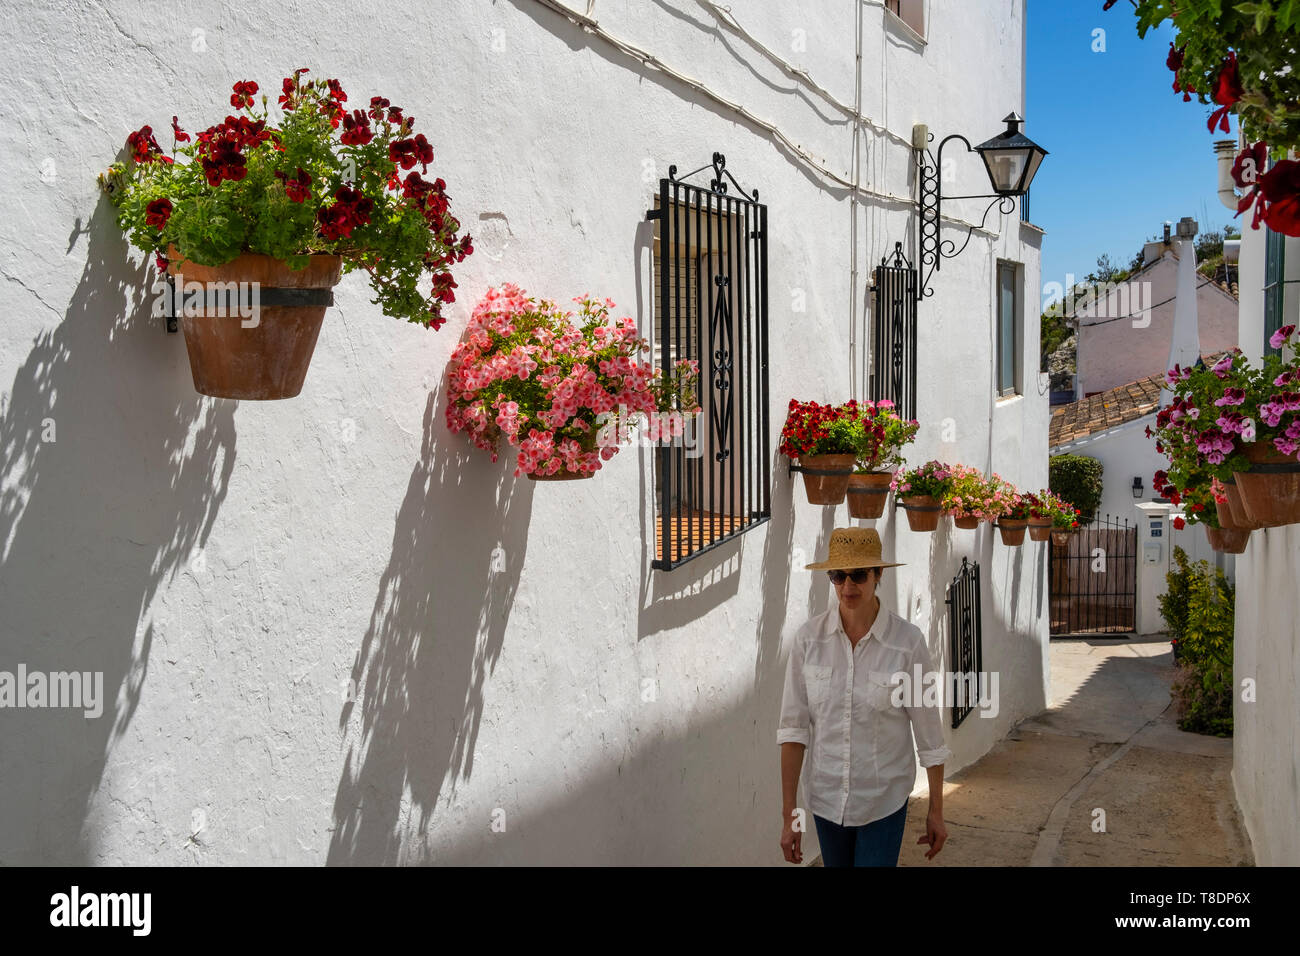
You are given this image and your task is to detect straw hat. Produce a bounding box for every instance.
[804,527,905,570]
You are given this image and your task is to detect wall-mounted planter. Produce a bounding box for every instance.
[997,519,1028,546]
[1206,526,1250,553]
[1050,528,1075,547]
[797,454,856,505]
[1217,478,1262,531]
[168,248,342,400]
[899,494,942,532]
[846,471,892,518]
[1233,442,1300,527]
[951,514,981,530]
[1027,517,1052,541]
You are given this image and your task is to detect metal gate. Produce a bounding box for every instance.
[1048,513,1137,636]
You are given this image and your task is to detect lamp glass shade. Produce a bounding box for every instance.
[973,116,1048,196]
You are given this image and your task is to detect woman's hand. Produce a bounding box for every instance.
[916,808,947,859]
[780,813,803,864]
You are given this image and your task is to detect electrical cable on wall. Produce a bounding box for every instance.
[528,0,1006,240]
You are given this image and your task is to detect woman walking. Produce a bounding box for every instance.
[778,527,951,866]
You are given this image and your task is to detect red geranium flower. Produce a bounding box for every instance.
[1166,43,1193,101]
[145,197,172,230]
[340,109,373,146]
[1207,52,1242,133]
[1258,159,1300,237]
[230,80,259,110]
[275,166,312,203]
[127,125,164,163]
[171,115,190,144]
[1173,516,1186,530]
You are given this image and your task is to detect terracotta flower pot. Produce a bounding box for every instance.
[952,514,981,530]
[1028,517,1052,541]
[1206,526,1250,554]
[797,453,857,505]
[997,519,1028,546]
[900,494,943,532]
[167,246,342,400]
[529,469,594,481]
[1215,493,1241,531]
[1221,475,1264,530]
[846,471,892,519]
[1050,529,1074,547]
[1233,442,1300,527]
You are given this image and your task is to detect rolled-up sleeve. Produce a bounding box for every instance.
[777,628,810,746]
[905,631,953,768]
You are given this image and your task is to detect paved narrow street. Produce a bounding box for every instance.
[890,635,1252,867]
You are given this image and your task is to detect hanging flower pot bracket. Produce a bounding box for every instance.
[161,275,336,333]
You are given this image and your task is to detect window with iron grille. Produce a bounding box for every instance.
[946,557,982,729]
[1264,226,1285,357]
[869,245,918,421]
[646,153,770,571]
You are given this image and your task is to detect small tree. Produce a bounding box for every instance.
[1049,454,1104,525]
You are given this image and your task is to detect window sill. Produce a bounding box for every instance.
[995,392,1023,406]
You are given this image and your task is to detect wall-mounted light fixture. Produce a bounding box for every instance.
[1132,476,1144,499]
[914,113,1048,300]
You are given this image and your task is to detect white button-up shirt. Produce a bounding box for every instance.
[778,605,953,826]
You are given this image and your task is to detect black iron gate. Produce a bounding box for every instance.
[647,153,771,570]
[946,557,982,728]
[869,243,918,421]
[1049,513,1137,635]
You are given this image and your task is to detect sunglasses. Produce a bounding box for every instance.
[827,568,875,585]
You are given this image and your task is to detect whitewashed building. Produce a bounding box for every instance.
[0,0,1048,865]
[1214,138,1300,866]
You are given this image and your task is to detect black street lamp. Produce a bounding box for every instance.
[914,112,1049,299]
[973,113,1049,197]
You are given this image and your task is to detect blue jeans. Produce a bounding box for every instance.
[813,801,909,867]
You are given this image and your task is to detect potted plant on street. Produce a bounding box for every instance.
[780,400,862,505]
[1152,340,1300,527]
[995,488,1032,546]
[890,460,954,532]
[1049,497,1082,546]
[101,70,473,399]
[445,284,700,480]
[941,466,1008,530]
[1026,490,1065,541]
[846,400,919,519]
[1211,327,1300,526]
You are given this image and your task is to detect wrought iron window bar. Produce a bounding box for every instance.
[646,153,770,570]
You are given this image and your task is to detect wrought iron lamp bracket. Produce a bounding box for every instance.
[916,133,1016,301]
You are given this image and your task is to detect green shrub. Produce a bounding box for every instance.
[1160,546,1234,737]
[1049,454,1104,524]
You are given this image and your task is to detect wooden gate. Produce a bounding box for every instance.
[1049,513,1137,636]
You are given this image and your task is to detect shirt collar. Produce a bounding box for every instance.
[827,605,889,642]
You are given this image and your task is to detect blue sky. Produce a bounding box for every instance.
[1026,0,1239,307]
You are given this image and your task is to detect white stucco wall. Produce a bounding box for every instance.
[1074,253,1240,397]
[0,0,1045,865]
[1231,526,1300,866]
